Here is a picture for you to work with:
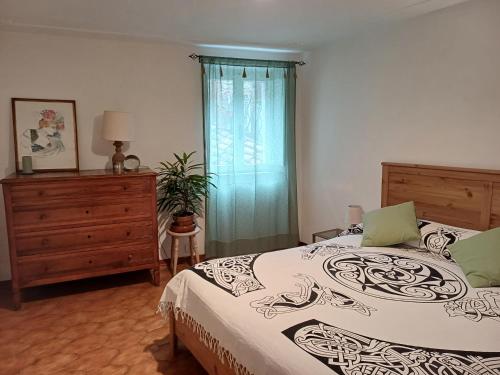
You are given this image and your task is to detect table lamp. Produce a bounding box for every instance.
[346,204,363,229]
[102,111,134,171]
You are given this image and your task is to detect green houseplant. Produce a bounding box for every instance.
[157,152,214,233]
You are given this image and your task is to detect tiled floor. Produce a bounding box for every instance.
[0,265,207,375]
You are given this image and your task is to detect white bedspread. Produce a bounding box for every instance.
[159,235,500,375]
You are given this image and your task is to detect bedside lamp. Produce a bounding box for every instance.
[346,204,363,229]
[102,111,134,171]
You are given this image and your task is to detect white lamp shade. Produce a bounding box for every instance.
[346,205,363,226]
[102,111,135,141]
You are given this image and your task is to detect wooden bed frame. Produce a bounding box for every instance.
[168,162,500,374]
[381,162,500,231]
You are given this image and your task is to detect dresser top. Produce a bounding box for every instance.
[1,167,156,184]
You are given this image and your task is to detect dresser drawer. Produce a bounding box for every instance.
[16,221,153,256]
[18,244,155,287]
[12,197,152,230]
[10,177,152,205]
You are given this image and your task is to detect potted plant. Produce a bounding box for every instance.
[157,152,214,233]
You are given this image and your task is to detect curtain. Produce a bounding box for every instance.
[202,56,299,258]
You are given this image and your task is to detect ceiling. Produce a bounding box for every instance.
[0,0,470,50]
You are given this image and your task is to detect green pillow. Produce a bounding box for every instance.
[361,201,421,247]
[448,228,500,288]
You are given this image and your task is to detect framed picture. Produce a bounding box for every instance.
[12,98,79,172]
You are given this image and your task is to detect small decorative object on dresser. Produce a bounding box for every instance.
[0,168,159,310]
[124,154,141,172]
[312,228,343,243]
[102,111,134,172]
[157,151,214,233]
[12,98,79,172]
[21,156,34,175]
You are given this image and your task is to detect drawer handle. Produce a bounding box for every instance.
[85,210,90,214]
[38,191,44,196]
[39,214,47,220]
[123,186,128,191]
[88,260,93,264]
[87,235,92,239]
[126,231,131,236]
[124,207,129,213]
[128,254,133,261]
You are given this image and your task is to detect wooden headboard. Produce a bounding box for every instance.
[381,163,500,231]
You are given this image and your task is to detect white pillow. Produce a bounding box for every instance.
[407,220,480,258]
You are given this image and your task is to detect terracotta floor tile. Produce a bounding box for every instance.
[70,348,120,372]
[26,338,73,359]
[89,308,129,323]
[16,314,60,331]
[0,328,26,344]
[0,266,206,375]
[111,344,154,367]
[0,341,32,359]
[152,344,171,361]
[56,311,91,326]
[2,352,37,375]
[140,327,169,345]
[146,317,168,332]
[61,333,111,355]
[97,365,130,375]
[127,359,161,374]
[103,329,148,350]
[57,322,101,340]
[19,353,79,374]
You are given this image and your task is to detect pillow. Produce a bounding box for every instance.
[407,220,480,258]
[361,201,421,247]
[448,228,500,288]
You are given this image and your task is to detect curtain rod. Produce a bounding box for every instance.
[189,53,306,66]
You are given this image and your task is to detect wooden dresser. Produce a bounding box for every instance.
[1,168,159,309]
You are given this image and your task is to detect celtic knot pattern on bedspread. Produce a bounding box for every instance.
[301,243,357,261]
[445,291,500,322]
[282,319,500,375]
[250,274,373,319]
[190,254,264,296]
[324,252,467,302]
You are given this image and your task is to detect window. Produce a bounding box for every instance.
[202,58,298,257]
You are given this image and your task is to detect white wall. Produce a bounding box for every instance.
[0,29,302,280]
[299,0,500,243]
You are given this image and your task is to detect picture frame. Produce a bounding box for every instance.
[11,98,79,172]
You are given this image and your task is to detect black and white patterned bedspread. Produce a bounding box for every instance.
[160,234,500,375]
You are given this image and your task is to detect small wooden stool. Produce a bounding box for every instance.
[167,227,201,276]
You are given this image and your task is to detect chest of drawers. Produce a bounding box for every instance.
[1,168,159,309]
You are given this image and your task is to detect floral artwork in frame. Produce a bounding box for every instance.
[11,98,79,172]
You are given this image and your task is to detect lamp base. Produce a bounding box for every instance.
[112,141,125,171]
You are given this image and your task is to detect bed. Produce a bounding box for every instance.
[159,162,500,375]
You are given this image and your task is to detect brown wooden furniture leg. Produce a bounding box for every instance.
[151,267,160,286]
[190,235,200,264]
[172,237,179,276]
[170,238,175,272]
[12,286,21,310]
[188,235,195,265]
[168,309,177,360]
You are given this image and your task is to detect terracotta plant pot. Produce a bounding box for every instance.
[170,213,196,233]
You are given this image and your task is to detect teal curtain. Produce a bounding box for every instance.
[202,56,299,258]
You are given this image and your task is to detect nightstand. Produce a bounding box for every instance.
[312,228,343,243]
